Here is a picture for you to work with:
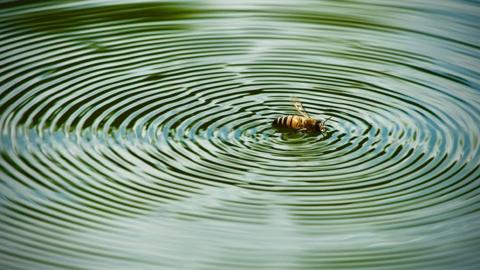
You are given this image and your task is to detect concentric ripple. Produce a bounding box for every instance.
[1,1,479,269]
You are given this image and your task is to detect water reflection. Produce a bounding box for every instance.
[0,0,479,269]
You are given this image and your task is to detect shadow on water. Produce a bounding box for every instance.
[7,2,200,32]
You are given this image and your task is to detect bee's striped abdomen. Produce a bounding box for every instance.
[273,115,295,129]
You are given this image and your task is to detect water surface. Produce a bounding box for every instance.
[1,1,479,269]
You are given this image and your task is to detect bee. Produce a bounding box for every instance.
[272,98,331,133]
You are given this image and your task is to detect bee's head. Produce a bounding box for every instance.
[317,116,332,133]
[316,122,326,133]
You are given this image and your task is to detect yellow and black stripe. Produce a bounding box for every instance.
[272,115,294,129]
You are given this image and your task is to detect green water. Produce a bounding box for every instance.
[1,1,479,269]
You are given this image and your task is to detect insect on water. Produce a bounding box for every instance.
[272,97,332,134]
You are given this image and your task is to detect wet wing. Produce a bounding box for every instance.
[292,97,310,118]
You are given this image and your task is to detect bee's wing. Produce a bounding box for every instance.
[291,97,310,118]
